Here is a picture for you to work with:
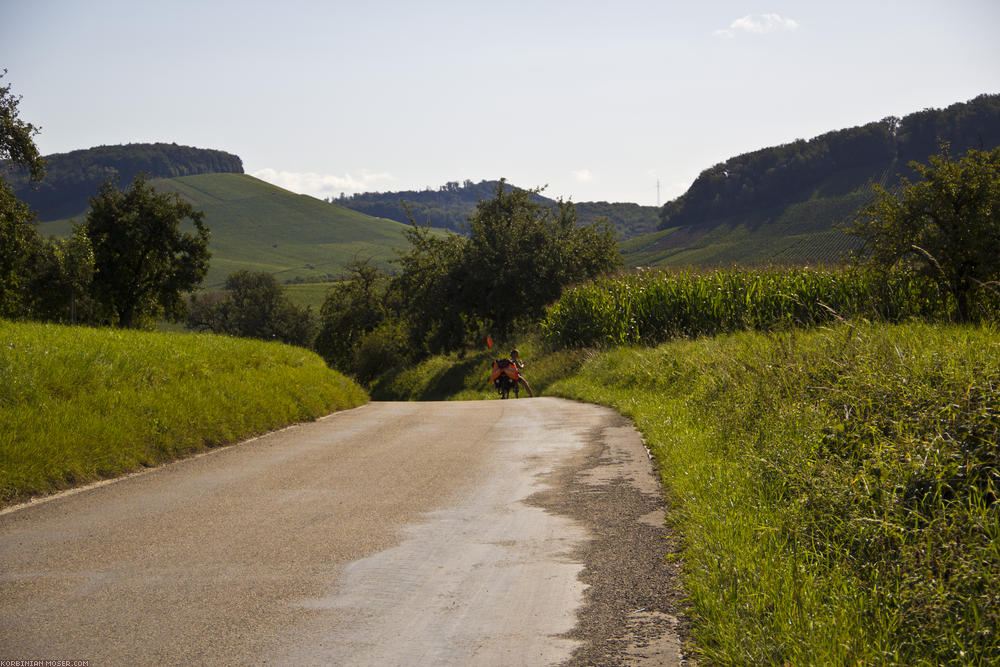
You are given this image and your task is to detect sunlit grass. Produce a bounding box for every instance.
[541,266,984,348]
[547,323,1000,663]
[283,281,337,311]
[0,320,368,505]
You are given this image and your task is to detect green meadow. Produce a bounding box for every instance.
[283,281,337,311]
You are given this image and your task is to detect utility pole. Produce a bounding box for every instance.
[656,178,661,207]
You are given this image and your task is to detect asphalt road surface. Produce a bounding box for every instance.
[1,398,687,665]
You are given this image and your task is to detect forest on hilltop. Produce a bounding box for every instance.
[8,143,243,221]
[659,94,1000,230]
[337,179,661,239]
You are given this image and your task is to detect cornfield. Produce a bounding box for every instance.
[541,267,988,348]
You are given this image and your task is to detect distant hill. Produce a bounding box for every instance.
[627,94,1000,268]
[37,173,429,289]
[9,142,244,221]
[337,179,661,239]
[16,143,426,288]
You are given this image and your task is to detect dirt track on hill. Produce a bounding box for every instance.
[0,398,688,665]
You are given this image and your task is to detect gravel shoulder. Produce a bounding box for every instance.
[536,414,691,665]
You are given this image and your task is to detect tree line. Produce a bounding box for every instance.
[6,142,243,222]
[2,172,211,328]
[338,178,660,239]
[659,94,1000,229]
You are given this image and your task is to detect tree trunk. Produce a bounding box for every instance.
[954,286,971,323]
[118,301,135,328]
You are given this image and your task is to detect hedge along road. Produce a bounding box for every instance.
[0,398,687,665]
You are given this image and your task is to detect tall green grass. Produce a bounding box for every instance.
[548,323,1000,664]
[0,320,368,505]
[542,267,977,348]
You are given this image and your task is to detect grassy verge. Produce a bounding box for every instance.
[375,322,999,663]
[549,322,999,664]
[0,320,368,506]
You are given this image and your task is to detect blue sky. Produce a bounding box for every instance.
[3,0,998,205]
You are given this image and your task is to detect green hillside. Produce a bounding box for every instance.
[9,142,244,221]
[38,173,422,289]
[631,94,1000,268]
[622,186,869,268]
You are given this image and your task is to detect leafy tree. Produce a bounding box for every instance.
[315,260,390,370]
[462,181,620,338]
[1,69,45,182]
[188,270,315,346]
[87,173,210,327]
[849,146,1000,321]
[316,182,620,380]
[0,182,40,316]
[388,222,471,353]
[54,224,97,323]
[388,180,620,353]
[0,70,46,317]
[24,223,96,323]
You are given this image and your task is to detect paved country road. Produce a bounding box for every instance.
[1,398,687,665]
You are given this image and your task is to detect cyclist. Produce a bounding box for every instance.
[509,348,534,397]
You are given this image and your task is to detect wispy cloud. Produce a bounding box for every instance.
[572,169,593,183]
[251,168,394,197]
[714,13,799,39]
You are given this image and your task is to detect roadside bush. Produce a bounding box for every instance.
[188,270,315,347]
[314,259,388,373]
[354,318,410,386]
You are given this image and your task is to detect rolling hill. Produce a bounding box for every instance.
[623,93,1000,268]
[337,179,662,239]
[9,142,244,222]
[620,178,873,268]
[37,172,424,289]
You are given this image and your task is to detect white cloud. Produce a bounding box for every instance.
[714,13,799,39]
[572,169,593,182]
[250,168,394,197]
